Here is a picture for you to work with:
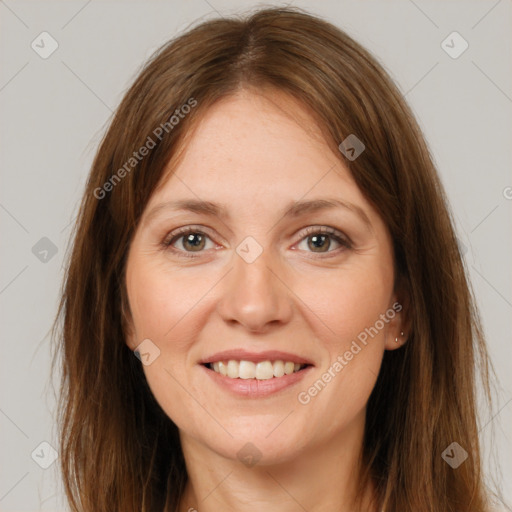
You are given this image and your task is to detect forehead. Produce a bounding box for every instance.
[149,89,368,211]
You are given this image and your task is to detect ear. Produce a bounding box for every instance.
[120,285,137,351]
[384,275,411,351]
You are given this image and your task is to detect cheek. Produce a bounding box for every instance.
[295,260,393,350]
[292,261,392,421]
[126,255,213,429]
[126,255,211,351]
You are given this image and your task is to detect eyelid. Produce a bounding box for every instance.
[162,224,352,258]
[163,225,222,245]
[297,225,352,246]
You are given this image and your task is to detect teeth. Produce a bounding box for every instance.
[218,361,228,376]
[284,361,295,375]
[239,360,256,379]
[208,359,307,380]
[273,360,285,377]
[255,361,274,380]
[227,360,239,378]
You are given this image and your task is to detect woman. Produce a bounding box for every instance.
[51,6,500,511]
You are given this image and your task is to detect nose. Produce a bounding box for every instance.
[216,243,293,333]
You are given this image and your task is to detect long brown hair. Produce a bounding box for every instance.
[51,6,498,511]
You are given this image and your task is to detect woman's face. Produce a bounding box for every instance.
[125,88,405,465]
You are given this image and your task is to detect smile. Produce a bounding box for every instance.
[205,360,309,380]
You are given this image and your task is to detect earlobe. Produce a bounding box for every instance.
[385,276,411,350]
[123,325,138,352]
[384,296,410,351]
[387,329,407,350]
[120,286,136,350]
[125,336,136,352]
[122,317,138,353]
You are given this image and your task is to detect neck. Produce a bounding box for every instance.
[176,410,378,512]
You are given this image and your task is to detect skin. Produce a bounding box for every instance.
[124,88,408,512]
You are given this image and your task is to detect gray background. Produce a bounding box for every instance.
[1,1,511,510]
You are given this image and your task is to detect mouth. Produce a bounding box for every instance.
[202,360,312,380]
[200,357,314,398]
[198,349,315,397]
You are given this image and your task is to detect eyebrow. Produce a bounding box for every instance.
[143,197,373,232]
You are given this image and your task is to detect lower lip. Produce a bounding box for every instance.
[200,364,313,398]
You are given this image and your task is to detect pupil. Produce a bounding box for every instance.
[181,233,331,252]
[185,233,204,250]
[309,234,329,252]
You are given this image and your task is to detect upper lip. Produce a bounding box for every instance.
[199,349,314,366]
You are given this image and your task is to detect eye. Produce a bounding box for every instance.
[162,225,352,259]
[294,226,351,257]
[162,226,216,258]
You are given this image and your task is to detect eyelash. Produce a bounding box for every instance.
[161,225,352,259]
